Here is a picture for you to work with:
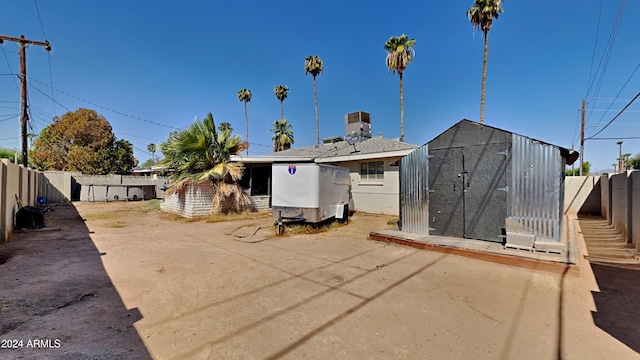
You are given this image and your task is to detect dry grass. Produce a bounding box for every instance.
[285,220,344,235]
[103,221,127,228]
[139,199,161,213]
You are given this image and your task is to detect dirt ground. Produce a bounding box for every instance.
[1,201,639,360]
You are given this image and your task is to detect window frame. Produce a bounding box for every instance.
[359,160,385,184]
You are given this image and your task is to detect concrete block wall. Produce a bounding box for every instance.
[600,174,611,224]
[250,195,270,211]
[1,160,47,242]
[161,183,215,218]
[632,171,639,249]
[564,176,601,215]
[611,173,630,241]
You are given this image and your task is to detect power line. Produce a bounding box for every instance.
[586,0,627,122]
[33,0,48,40]
[29,77,179,130]
[586,0,603,98]
[116,132,164,142]
[0,45,19,91]
[28,82,71,112]
[591,136,640,140]
[586,91,640,140]
[588,60,640,137]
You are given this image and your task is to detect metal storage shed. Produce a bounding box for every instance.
[400,119,578,250]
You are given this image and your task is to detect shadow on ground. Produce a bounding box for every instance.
[591,263,640,354]
[0,202,150,359]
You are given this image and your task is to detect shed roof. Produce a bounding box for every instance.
[234,136,418,164]
[429,119,579,165]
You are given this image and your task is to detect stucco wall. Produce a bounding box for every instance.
[341,157,402,215]
[600,174,611,224]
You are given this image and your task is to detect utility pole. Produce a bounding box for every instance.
[580,99,585,176]
[0,34,51,167]
[617,141,623,174]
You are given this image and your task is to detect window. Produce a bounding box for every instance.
[360,161,384,182]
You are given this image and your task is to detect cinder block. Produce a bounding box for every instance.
[534,241,566,254]
[505,232,535,251]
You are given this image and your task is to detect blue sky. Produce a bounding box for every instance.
[1,1,639,173]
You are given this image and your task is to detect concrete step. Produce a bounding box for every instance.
[579,217,639,266]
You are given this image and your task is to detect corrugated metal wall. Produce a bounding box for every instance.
[508,134,563,242]
[399,145,429,234]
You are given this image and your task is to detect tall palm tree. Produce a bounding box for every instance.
[147,143,156,165]
[218,122,233,134]
[158,113,251,212]
[467,0,504,124]
[384,34,416,142]
[270,119,294,152]
[237,89,252,155]
[305,55,324,147]
[273,85,289,119]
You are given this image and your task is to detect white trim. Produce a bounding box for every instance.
[315,149,416,163]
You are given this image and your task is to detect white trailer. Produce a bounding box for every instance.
[272,163,350,232]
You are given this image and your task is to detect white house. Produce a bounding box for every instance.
[233,111,418,215]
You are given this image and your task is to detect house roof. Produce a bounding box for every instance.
[233,136,419,164]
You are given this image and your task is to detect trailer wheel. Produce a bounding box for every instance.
[113,195,119,201]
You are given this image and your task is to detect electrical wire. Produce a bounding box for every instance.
[586,0,627,122]
[586,90,640,140]
[585,0,603,98]
[590,136,640,140]
[29,77,179,130]
[588,60,640,137]
[27,82,71,112]
[0,45,19,91]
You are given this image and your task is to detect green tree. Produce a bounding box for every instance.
[384,34,416,142]
[141,158,154,169]
[147,143,157,165]
[218,122,233,134]
[31,108,138,174]
[158,113,251,212]
[237,89,252,155]
[270,119,294,152]
[305,55,323,147]
[626,153,640,170]
[274,85,289,119]
[566,161,590,176]
[0,148,17,163]
[467,0,504,125]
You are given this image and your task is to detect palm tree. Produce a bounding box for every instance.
[237,89,251,155]
[384,34,416,142]
[305,55,324,147]
[218,122,233,134]
[270,119,294,152]
[158,113,251,213]
[467,0,504,124]
[147,143,156,165]
[273,85,289,119]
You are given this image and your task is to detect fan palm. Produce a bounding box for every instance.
[384,34,416,142]
[274,85,289,119]
[467,0,504,124]
[218,122,233,134]
[158,113,251,212]
[305,55,323,147]
[147,143,156,165]
[237,89,251,155]
[270,119,294,152]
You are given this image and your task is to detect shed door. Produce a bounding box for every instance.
[428,147,464,237]
[463,142,508,242]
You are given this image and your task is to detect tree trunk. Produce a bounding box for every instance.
[244,101,249,155]
[399,71,404,142]
[480,30,489,125]
[280,101,284,120]
[313,76,320,147]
